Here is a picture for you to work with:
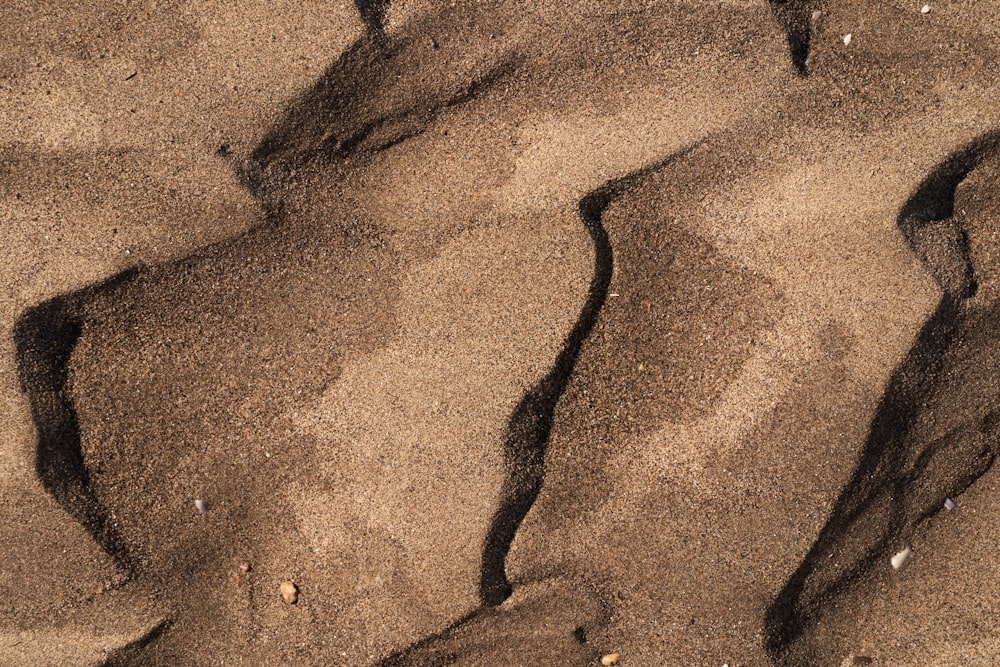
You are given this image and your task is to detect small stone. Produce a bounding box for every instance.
[195,499,207,514]
[944,498,956,511]
[891,546,912,571]
[811,10,823,20]
[921,4,931,13]
[239,562,251,574]
[843,33,853,46]
[280,580,299,604]
[601,653,620,666]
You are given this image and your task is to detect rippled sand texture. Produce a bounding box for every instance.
[3,1,1000,665]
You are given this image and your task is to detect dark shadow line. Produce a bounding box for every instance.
[764,295,960,660]
[354,0,390,42]
[241,35,517,209]
[376,141,706,666]
[316,57,519,167]
[99,618,171,667]
[898,133,1000,225]
[239,33,392,198]
[478,141,706,607]
[767,0,818,76]
[376,608,485,667]
[374,576,612,666]
[764,131,1000,663]
[13,268,142,574]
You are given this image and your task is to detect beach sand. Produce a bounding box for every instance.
[3,1,1000,664]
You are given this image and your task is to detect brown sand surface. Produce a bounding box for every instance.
[3,1,1000,665]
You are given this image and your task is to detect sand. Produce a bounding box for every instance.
[3,1,1000,665]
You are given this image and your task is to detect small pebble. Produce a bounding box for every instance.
[239,562,251,574]
[891,546,912,571]
[843,33,853,46]
[921,4,931,13]
[944,498,956,511]
[280,580,299,605]
[195,499,207,514]
[811,10,823,20]
[601,654,620,666]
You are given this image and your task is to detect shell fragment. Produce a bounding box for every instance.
[891,547,912,571]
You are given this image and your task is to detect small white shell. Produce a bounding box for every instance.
[891,547,912,571]
[944,498,956,510]
[843,33,853,46]
[921,4,931,13]
[195,499,208,514]
[811,10,823,20]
